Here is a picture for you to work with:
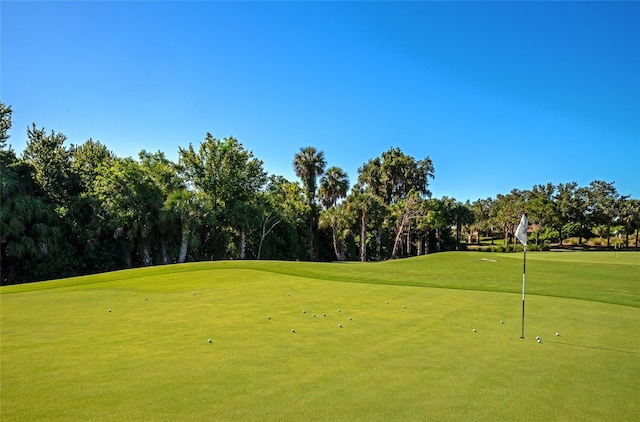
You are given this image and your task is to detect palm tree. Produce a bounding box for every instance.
[293,146,326,206]
[293,146,326,260]
[1,154,61,283]
[318,204,349,261]
[318,166,348,209]
[346,191,385,262]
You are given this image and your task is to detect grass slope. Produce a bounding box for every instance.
[1,252,638,421]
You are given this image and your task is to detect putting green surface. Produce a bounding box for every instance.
[1,252,638,421]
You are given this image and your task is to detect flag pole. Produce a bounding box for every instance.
[521,244,526,339]
[515,213,528,339]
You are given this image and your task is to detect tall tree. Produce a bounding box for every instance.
[180,134,266,259]
[0,102,12,149]
[293,146,326,260]
[346,191,385,262]
[587,180,624,247]
[450,200,475,250]
[1,151,62,283]
[390,191,422,259]
[319,204,349,261]
[318,166,349,209]
[23,124,79,205]
[525,183,556,245]
[553,182,578,247]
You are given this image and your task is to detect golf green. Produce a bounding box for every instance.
[1,252,638,421]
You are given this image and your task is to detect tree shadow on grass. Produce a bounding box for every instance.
[545,339,640,355]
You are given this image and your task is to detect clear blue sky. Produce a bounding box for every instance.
[2,1,639,201]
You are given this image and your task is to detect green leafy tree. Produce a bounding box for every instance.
[0,102,12,149]
[390,191,422,259]
[525,183,557,245]
[552,182,578,247]
[319,203,349,261]
[587,180,624,247]
[180,134,266,259]
[346,191,386,261]
[93,158,164,267]
[470,198,493,244]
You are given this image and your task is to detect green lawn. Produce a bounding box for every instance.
[1,252,638,421]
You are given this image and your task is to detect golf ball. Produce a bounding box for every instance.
[312,314,316,317]
[473,329,477,332]
[556,332,560,336]
[537,339,541,343]
[536,336,540,340]
[349,317,352,321]
[338,309,341,313]
[267,316,271,320]
[291,329,295,333]
[322,313,326,317]
[339,324,343,328]
[303,310,306,313]
[108,309,111,313]
[385,301,389,304]
[500,320,504,324]
[403,305,406,309]
[208,339,212,343]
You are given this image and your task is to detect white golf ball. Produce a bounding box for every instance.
[108,309,111,313]
[349,317,352,321]
[536,336,540,340]
[556,332,560,336]
[322,313,326,317]
[267,316,271,320]
[338,309,341,313]
[312,314,316,317]
[303,310,306,313]
[473,329,477,332]
[403,305,406,309]
[208,339,212,343]
[291,329,295,333]
[385,301,389,304]
[339,324,343,328]
[537,339,541,343]
[500,320,504,324]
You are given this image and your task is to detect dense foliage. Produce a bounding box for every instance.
[1,102,638,284]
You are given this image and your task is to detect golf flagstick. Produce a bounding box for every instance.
[515,214,528,339]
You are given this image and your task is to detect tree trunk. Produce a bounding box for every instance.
[375,226,382,261]
[360,212,367,262]
[239,229,246,260]
[178,229,189,263]
[579,223,583,245]
[426,230,431,254]
[331,225,341,261]
[142,246,153,266]
[625,228,629,249]
[309,217,314,261]
[606,223,611,248]
[417,234,423,256]
[406,225,411,257]
[160,242,170,264]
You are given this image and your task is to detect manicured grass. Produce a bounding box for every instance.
[1,252,638,420]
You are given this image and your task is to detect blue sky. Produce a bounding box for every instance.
[2,1,639,201]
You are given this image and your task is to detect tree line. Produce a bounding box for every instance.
[1,102,638,284]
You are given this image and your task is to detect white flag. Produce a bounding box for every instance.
[515,214,528,246]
